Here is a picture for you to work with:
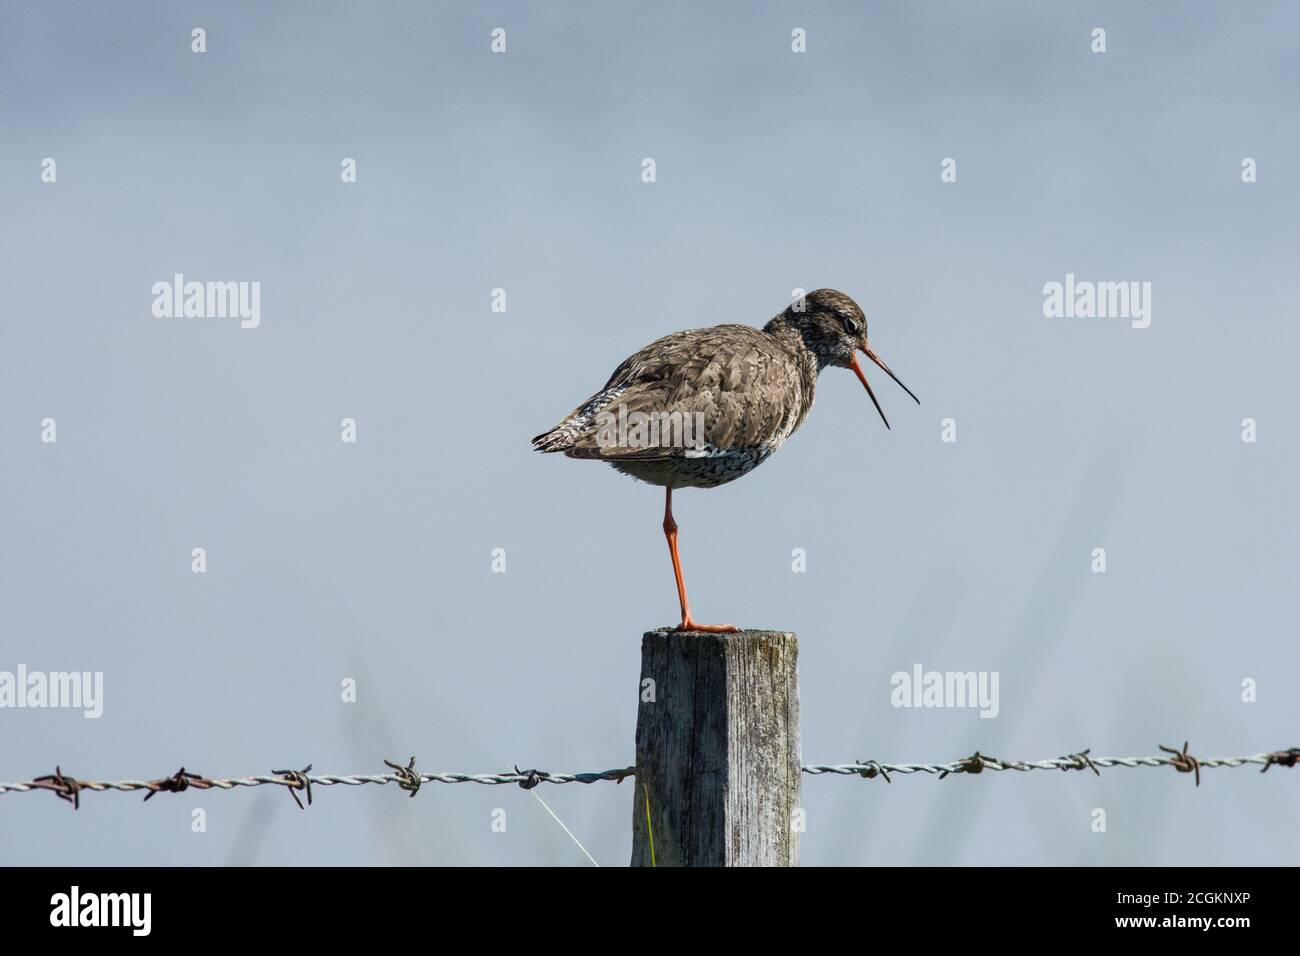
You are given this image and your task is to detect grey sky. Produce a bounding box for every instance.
[2,1,1297,865]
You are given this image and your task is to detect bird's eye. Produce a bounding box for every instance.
[841,314,859,335]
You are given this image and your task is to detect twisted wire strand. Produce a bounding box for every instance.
[2,748,1293,802]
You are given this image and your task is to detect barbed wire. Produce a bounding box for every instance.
[0,762,636,809]
[804,744,1300,784]
[2,745,1295,809]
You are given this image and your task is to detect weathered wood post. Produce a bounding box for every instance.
[631,628,801,866]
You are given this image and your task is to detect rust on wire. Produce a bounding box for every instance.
[273,764,314,809]
[31,766,83,810]
[1159,741,1202,787]
[941,751,999,779]
[143,767,209,802]
[384,757,422,797]
[1261,747,1300,773]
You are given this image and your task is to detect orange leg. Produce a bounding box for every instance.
[662,487,739,633]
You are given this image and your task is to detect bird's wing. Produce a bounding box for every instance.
[555,325,807,461]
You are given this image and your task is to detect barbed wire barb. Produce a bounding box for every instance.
[142,767,207,802]
[1058,749,1101,775]
[1159,741,1202,786]
[1262,747,1300,772]
[273,764,314,809]
[383,757,421,798]
[29,766,83,809]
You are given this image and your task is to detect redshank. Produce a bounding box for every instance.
[532,289,918,632]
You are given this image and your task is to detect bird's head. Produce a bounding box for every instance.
[771,288,919,429]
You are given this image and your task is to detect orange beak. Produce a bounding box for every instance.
[850,346,920,430]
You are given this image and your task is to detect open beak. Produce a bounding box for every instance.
[850,346,920,430]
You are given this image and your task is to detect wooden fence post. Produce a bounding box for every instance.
[630,628,801,867]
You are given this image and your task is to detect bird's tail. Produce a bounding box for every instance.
[531,423,577,453]
[532,385,626,454]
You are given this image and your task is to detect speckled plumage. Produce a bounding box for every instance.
[533,289,891,489]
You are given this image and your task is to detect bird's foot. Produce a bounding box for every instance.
[673,619,741,634]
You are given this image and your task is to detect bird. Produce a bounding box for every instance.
[532,288,918,632]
